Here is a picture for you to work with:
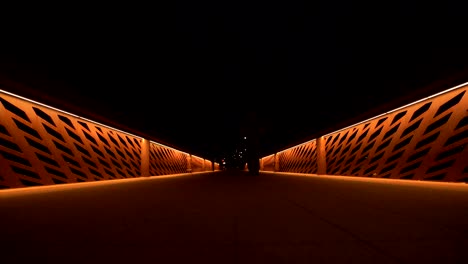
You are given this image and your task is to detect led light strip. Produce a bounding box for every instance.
[0,88,198,157]
[273,81,468,156]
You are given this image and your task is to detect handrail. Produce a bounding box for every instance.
[0,89,218,189]
[261,82,468,182]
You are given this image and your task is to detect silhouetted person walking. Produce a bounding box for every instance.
[243,111,260,175]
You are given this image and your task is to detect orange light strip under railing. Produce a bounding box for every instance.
[261,81,468,183]
[0,89,216,189]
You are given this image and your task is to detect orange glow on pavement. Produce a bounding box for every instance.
[0,172,210,198]
[264,171,468,191]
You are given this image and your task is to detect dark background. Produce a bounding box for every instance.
[1,1,468,166]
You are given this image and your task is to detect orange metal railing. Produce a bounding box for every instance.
[0,89,218,189]
[261,82,468,182]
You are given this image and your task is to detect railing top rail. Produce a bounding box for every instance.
[267,80,468,158]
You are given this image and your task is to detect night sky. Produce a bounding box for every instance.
[1,1,468,163]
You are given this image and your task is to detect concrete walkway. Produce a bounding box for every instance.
[2,170,468,264]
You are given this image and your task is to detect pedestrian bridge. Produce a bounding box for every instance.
[1,82,468,263]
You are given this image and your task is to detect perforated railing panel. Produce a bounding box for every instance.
[0,90,216,189]
[260,154,275,171]
[204,159,212,171]
[262,84,468,182]
[0,92,141,188]
[278,140,318,174]
[191,155,206,172]
[325,87,468,181]
[149,143,187,175]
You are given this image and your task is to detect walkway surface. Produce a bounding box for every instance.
[2,170,468,264]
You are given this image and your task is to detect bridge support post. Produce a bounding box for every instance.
[316,136,327,175]
[141,138,150,177]
[274,153,279,172]
[187,155,192,173]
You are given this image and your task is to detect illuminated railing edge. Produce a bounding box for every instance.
[0,89,144,141]
[260,81,468,177]
[1,88,216,163]
[0,89,216,184]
